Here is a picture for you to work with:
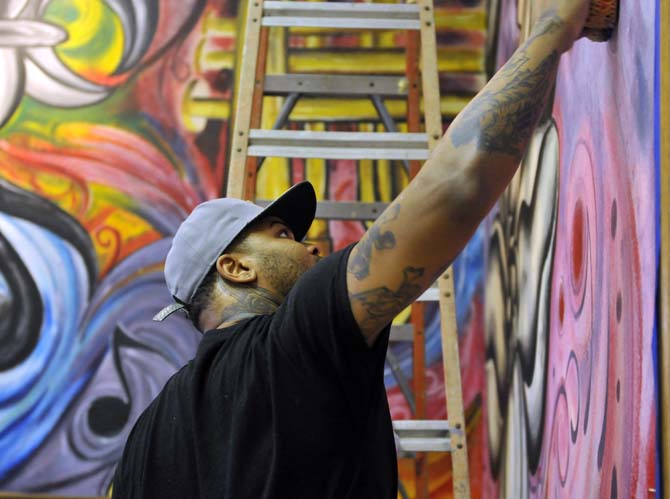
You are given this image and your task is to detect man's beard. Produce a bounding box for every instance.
[256,250,312,298]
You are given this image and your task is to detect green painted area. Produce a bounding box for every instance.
[49,2,78,23]
[0,88,132,141]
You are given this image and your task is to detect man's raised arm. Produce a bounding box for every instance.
[346,1,589,345]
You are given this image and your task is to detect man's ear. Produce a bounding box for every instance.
[216,254,257,284]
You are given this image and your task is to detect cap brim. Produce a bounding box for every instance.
[153,302,186,322]
[253,181,316,241]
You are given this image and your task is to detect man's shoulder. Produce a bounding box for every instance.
[291,244,355,290]
[133,363,191,426]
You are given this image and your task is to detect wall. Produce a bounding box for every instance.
[0,0,489,496]
[486,0,658,497]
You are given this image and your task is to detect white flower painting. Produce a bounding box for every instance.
[0,0,113,128]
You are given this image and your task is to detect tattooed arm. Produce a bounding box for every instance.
[347,3,589,345]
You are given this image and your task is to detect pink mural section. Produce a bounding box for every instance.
[486,0,657,497]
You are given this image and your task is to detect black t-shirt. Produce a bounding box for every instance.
[112,245,396,498]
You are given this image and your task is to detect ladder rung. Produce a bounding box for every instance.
[256,199,389,220]
[256,200,389,220]
[248,130,430,160]
[263,18,421,30]
[316,201,389,220]
[394,420,452,432]
[264,74,409,98]
[262,1,421,30]
[390,324,414,342]
[397,437,451,452]
[416,286,439,302]
[393,420,453,452]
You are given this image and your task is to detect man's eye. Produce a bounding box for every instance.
[279,229,290,238]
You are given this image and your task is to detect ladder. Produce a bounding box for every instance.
[226,2,470,497]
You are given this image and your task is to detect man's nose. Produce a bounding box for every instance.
[303,242,320,256]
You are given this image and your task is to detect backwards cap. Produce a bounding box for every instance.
[154,181,316,321]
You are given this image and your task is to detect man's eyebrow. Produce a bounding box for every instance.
[269,220,289,228]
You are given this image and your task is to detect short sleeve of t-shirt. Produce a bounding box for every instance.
[268,244,391,415]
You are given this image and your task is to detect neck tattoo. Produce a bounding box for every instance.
[218,283,281,325]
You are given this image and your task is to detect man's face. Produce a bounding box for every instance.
[240,216,320,298]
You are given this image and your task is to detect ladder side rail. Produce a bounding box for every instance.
[405,23,430,499]
[418,0,472,497]
[243,25,271,200]
[438,273,470,498]
[418,0,470,499]
[227,0,266,199]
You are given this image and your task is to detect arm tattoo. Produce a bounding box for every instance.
[449,12,563,157]
[347,204,400,280]
[349,266,424,331]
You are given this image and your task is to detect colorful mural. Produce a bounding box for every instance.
[486,0,658,497]
[0,0,489,497]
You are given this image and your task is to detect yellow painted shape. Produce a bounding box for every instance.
[356,123,376,230]
[32,173,86,209]
[202,11,237,35]
[377,157,393,200]
[257,159,291,199]
[184,98,231,119]
[392,306,411,326]
[293,98,388,121]
[196,40,236,71]
[434,48,484,72]
[290,51,407,73]
[0,164,159,275]
[288,49,482,73]
[88,205,151,243]
[87,184,161,271]
[0,165,87,217]
[359,32,375,48]
[377,31,398,48]
[305,35,323,48]
[181,79,232,133]
[435,9,487,30]
[374,124,394,202]
[395,162,409,194]
[52,0,104,49]
[53,121,94,142]
[46,0,123,76]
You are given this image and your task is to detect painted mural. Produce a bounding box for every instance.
[486,0,658,497]
[0,0,489,497]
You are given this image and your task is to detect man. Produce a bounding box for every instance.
[112,1,590,497]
